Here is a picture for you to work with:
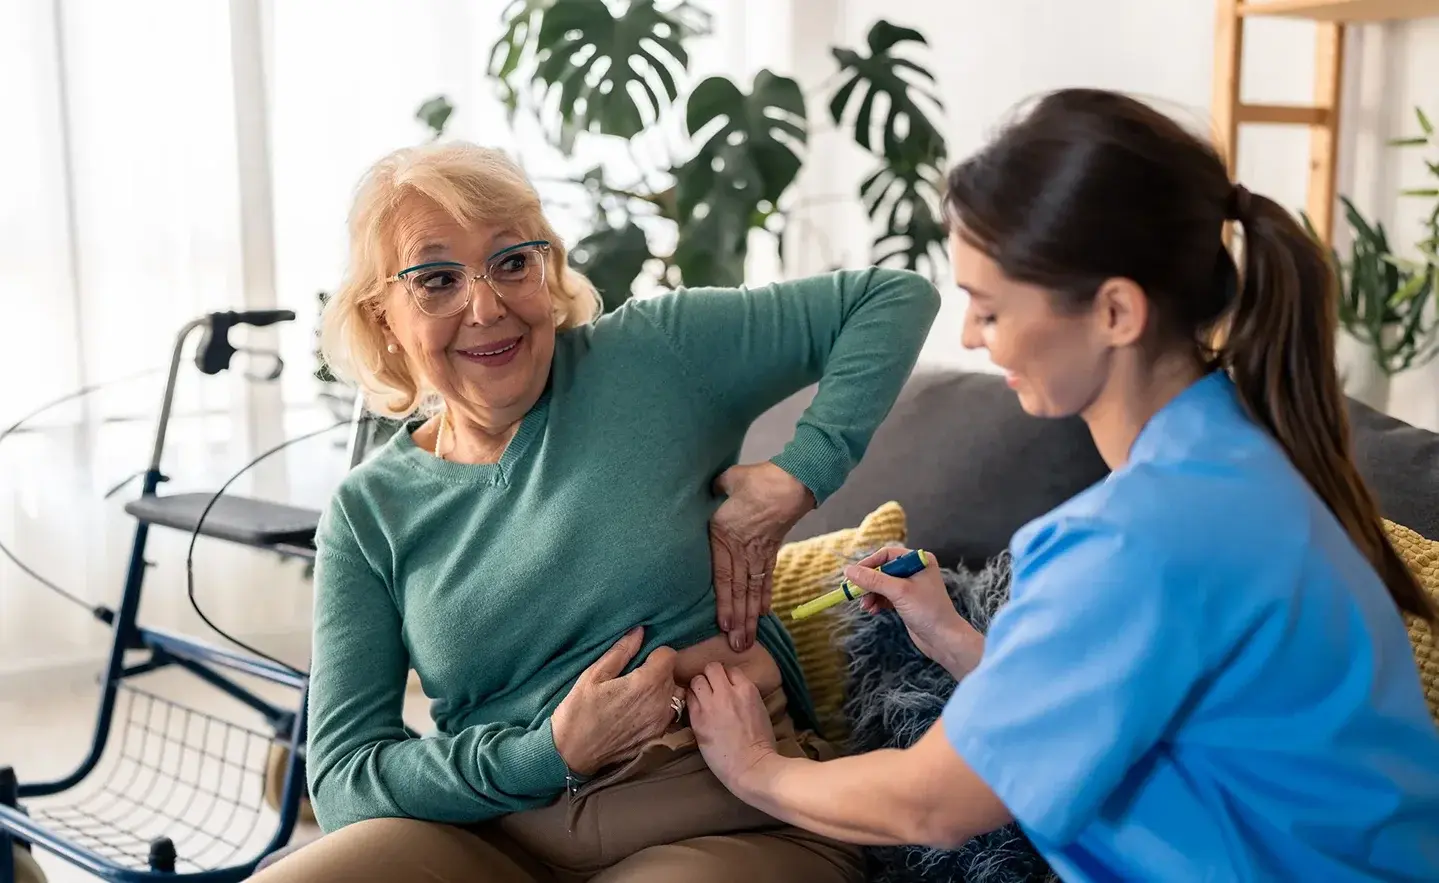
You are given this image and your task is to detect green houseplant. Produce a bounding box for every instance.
[315,1,952,411]
[421,0,951,311]
[1313,106,1439,409]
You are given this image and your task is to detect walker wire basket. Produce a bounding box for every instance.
[4,681,302,880]
[0,310,340,883]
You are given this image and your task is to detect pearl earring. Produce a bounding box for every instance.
[387,343,398,354]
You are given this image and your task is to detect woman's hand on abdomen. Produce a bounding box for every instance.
[709,463,815,652]
[550,627,685,777]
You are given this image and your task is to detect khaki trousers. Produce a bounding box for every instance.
[253,690,862,883]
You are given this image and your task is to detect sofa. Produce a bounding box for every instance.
[744,366,1439,568]
[255,366,1439,879]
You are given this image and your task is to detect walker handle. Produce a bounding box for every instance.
[193,311,296,375]
[229,309,296,327]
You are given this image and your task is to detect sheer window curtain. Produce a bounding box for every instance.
[0,0,771,682]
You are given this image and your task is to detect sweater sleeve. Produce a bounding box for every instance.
[634,267,940,503]
[305,497,568,832]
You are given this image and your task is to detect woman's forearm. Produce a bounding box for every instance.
[765,269,941,504]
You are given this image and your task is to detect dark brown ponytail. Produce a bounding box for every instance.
[944,87,1436,623]
[1225,191,1436,622]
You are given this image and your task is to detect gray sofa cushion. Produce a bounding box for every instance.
[742,369,1439,568]
[741,369,1109,568]
[1347,399,1439,541]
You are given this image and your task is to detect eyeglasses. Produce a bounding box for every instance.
[387,240,551,318]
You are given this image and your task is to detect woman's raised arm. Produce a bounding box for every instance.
[630,267,941,648]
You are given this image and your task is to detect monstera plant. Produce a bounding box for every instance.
[420,0,950,311]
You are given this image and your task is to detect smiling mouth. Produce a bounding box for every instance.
[458,339,521,358]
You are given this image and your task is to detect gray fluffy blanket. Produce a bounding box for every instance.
[836,554,1059,883]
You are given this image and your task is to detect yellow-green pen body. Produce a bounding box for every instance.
[790,549,931,621]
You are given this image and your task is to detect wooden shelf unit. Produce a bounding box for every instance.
[1240,0,1439,21]
[1212,0,1439,244]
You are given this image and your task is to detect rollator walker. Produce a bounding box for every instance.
[1,309,390,883]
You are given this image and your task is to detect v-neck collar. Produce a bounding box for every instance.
[394,388,551,487]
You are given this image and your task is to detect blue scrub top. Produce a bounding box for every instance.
[942,370,1439,881]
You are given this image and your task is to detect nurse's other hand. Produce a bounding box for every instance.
[710,463,815,653]
[845,547,984,678]
[688,662,777,798]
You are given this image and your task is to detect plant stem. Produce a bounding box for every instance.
[531,174,664,208]
[627,138,673,197]
[803,70,845,103]
[779,214,845,270]
[787,193,860,212]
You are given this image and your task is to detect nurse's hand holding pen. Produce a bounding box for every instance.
[687,546,1008,849]
[845,546,985,678]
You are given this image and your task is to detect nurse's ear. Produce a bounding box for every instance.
[1091,277,1149,349]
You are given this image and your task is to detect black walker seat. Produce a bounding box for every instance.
[123,494,320,551]
[0,310,368,883]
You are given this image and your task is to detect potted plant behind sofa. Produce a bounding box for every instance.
[416,0,952,310]
[1315,106,1439,412]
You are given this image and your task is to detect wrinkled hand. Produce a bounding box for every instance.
[687,662,778,799]
[845,546,984,678]
[710,463,815,652]
[551,627,683,776]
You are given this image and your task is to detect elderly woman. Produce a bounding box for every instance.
[254,141,939,883]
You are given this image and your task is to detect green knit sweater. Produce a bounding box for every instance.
[307,267,940,831]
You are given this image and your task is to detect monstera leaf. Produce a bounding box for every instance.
[489,0,702,152]
[670,70,806,287]
[829,21,948,275]
[830,20,947,168]
[570,220,653,313]
[679,71,806,215]
[862,163,948,274]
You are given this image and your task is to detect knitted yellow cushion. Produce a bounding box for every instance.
[773,501,907,741]
[1383,520,1439,725]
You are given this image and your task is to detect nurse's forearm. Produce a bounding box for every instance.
[932,628,984,681]
[742,751,936,846]
[737,727,1012,849]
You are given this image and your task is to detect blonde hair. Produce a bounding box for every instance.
[320,142,601,418]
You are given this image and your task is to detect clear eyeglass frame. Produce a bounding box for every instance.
[386,240,552,318]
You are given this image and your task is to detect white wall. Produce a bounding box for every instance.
[781,0,1439,430]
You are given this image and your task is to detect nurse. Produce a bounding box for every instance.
[685,87,1439,881]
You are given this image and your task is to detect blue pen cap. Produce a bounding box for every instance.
[878,549,929,579]
[840,549,929,599]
